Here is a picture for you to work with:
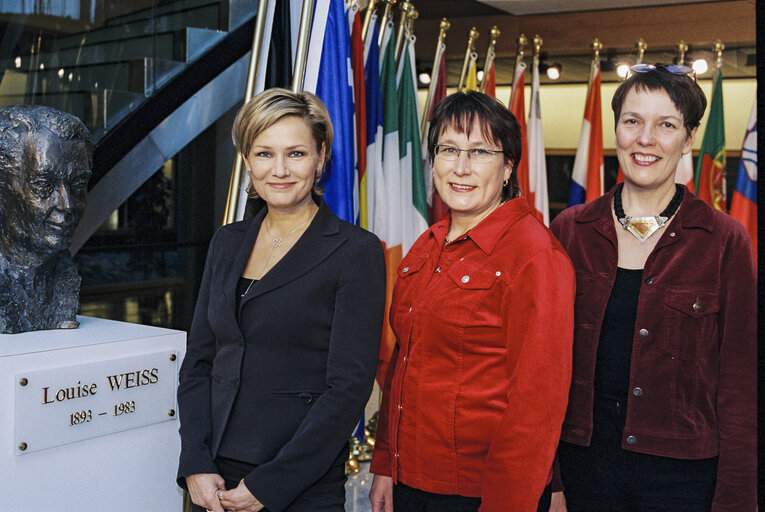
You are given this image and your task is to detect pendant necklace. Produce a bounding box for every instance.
[240,217,312,297]
[613,183,683,242]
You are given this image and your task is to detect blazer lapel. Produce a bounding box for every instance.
[222,207,267,310]
[241,200,346,306]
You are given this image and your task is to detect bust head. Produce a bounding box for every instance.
[0,105,93,264]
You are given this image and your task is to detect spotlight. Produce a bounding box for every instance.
[57,68,65,78]
[418,72,431,85]
[477,70,484,82]
[546,63,561,80]
[616,63,631,78]
[14,56,21,68]
[39,63,44,70]
[68,72,73,81]
[691,59,708,75]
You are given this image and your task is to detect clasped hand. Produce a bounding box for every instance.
[187,473,264,512]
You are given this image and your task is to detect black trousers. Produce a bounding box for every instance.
[189,456,346,512]
[558,398,718,512]
[393,482,552,512]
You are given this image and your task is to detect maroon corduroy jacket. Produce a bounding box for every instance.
[371,198,575,512]
[549,185,757,511]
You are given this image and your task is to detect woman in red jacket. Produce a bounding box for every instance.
[369,90,575,512]
[549,66,756,511]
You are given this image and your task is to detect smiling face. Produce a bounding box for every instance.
[615,87,696,193]
[243,115,325,214]
[433,120,511,224]
[2,131,91,257]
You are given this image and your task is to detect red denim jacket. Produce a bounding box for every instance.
[549,186,757,511]
[370,198,575,512]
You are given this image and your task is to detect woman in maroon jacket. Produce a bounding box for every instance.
[369,91,575,512]
[549,66,756,511]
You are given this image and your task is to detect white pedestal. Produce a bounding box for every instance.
[0,316,186,511]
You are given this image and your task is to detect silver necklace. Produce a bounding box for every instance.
[240,217,311,297]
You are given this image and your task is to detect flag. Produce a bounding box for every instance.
[465,56,479,91]
[674,152,694,188]
[568,62,604,206]
[303,0,355,222]
[509,60,530,200]
[375,20,403,385]
[483,58,496,97]
[349,5,367,227]
[729,99,757,253]
[364,15,384,235]
[426,49,449,224]
[398,33,429,252]
[527,56,549,225]
[695,66,726,210]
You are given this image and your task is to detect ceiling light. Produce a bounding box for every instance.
[58,68,65,78]
[692,59,708,75]
[418,72,431,85]
[546,64,561,80]
[477,70,484,82]
[616,63,631,78]
[14,56,21,68]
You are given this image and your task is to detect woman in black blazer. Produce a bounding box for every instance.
[177,88,386,512]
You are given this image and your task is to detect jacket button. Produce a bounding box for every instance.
[638,328,649,338]
[402,267,409,273]
[495,271,501,276]
[645,277,654,284]
[233,378,240,388]
[626,435,637,445]
[298,392,313,404]
[632,387,643,397]
[461,275,470,283]
[692,301,703,312]
[669,232,676,237]
[397,404,402,411]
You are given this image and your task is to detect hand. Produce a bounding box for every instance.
[186,473,226,512]
[219,479,264,512]
[549,491,567,512]
[369,475,394,512]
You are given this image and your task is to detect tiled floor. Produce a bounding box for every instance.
[345,463,374,512]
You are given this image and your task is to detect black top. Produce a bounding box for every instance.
[236,277,256,312]
[594,267,643,401]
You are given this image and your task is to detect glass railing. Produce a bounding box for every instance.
[0,0,255,143]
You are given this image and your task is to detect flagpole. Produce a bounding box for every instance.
[405,6,418,35]
[588,38,602,89]
[635,38,646,64]
[479,26,500,93]
[676,40,688,66]
[713,39,725,70]
[291,0,316,93]
[222,0,271,225]
[362,0,378,42]
[377,0,397,47]
[420,17,449,143]
[394,1,413,64]
[508,34,527,106]
[532,34,542,69]
[458,27,479,91]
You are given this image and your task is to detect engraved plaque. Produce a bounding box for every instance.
[14,351,178,454]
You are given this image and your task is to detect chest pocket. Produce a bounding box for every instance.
[439,261,501,327]
[391,252,429,325]
[661,290,720,360]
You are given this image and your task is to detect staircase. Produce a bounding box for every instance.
[0,0,256,142]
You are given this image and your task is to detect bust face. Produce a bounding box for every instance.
[3,131,92,256]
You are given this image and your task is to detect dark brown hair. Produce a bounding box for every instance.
[427,90,522,201]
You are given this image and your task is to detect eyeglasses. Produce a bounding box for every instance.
[630,64,695,81]
[434,144,503,163]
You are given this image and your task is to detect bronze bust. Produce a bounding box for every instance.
[0,105,93,334]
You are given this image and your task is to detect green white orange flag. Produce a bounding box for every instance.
[694,66,726,210]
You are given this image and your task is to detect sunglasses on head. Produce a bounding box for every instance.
[630,64,696,81]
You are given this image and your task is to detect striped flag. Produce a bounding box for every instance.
[527,56,549,224]
[304,0,356,222]
[729,100,757,254]
[568,62,604,206]
[509,60,530,200]
[674,152,694,188]
[364,15,385,236]
[376,21,403,385]
[426,49,449,224]
[349,5,367,226]
[695,66,726,210]
[483,59,496,98]
[398,34,429,252]
[465,55,479,91]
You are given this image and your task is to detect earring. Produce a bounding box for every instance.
[503,178,509,187]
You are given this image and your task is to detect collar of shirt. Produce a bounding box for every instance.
[428,197,535,255]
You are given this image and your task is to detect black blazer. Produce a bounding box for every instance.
[177,199,386,511]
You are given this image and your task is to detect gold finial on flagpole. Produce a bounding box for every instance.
[676,40,688,65]
[361,0,378,42]
[516,33,528,58]
[420,17,450,142]
[458,27,479,91]
[590,38,603,61]
[479,26,500,93]
[394,1,413,63]
[378,0,398,47]
[532,34,543,57]
[406,6,418,35]
[635,38,647,64]
[713,40,725,68]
